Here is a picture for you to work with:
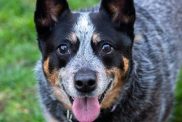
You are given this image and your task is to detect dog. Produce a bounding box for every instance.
[34,0,182,121]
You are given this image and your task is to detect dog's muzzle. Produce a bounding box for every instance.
[71,68,100,122]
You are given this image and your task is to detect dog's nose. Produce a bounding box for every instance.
[74,69,97,93]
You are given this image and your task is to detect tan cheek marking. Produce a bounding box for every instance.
[92,33,101,44]
[43,57,59,86]
[101,68,124,109]
[101,57,129,108]
[43,57,72,109]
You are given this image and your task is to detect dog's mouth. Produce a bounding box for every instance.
[62,79,113,104]
[62,80,113,122]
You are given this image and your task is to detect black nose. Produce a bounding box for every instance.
[74,69,97,93]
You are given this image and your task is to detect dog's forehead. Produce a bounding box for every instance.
[66,12,103,70]
[72,12,95,62]
[74,12,95,43]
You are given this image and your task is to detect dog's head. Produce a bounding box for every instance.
[34,0,135,121]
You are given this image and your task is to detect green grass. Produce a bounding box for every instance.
[0,0,181,122]
[173,70,182,122]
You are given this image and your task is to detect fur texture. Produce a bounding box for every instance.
[35,0,182,122]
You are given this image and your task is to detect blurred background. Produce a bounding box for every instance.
[0,0,181,122]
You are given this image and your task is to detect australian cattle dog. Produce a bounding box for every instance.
[34,0,182,121]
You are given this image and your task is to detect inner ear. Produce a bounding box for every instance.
[100,0,135,24]
[99,0,135,39]
[34,0,70,36]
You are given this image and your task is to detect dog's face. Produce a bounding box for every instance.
[35,0,135,121]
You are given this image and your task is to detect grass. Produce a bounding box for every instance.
[173,70,182,122]
[0,0,181,122]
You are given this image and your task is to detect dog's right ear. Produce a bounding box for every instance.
[34,0,70,37]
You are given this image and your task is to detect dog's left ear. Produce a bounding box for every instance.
[34,0,70,37]
[100,0,135,39]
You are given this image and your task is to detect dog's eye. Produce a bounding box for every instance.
[57,44,70,55]
[101,43,113,54]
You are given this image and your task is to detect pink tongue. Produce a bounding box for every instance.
[72,97,100,122]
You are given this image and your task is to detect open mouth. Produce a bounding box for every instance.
[62,80,113,104]
[62,81,113,122]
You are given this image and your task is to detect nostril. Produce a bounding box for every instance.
[76,80,84,88]
[88,80,96,87]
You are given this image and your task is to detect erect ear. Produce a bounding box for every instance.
[34,0,70,37]
[100,0,135,39]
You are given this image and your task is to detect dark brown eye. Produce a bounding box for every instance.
[57,44,70,55]
[101,43,113,54]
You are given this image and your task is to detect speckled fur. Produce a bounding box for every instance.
[35,0,182,121]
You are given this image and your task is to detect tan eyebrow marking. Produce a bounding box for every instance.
[66,32,77,44]
[92,33,101,44]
